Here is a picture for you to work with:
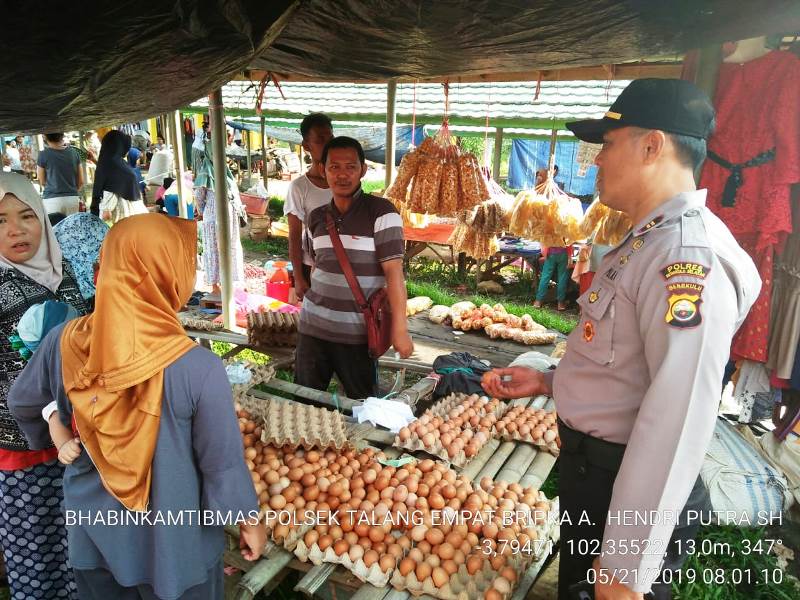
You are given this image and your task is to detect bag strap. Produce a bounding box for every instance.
[325,211,369,309]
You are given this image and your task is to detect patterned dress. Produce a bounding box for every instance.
[195,186,245,286]
[0,260,87,600]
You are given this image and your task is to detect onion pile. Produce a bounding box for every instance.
[494,407,560,456]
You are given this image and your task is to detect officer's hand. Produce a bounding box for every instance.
[593,557,644,600]
[481,367,551,399]
[239,520,267,561]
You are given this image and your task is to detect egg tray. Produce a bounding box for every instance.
[247,310,300,348]
[268,521,313,553]
[428,393,508,421]
[249,398,350,451]
[178,309,223,331]
[294,539,395,587]
[225,360,276,405]
[492,431,560,457]
[392,434,487,469]
[492,408,560,456]
[389,551,528,600]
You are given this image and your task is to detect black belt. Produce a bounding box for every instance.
[557,417,626,472]
[707,147,776,208]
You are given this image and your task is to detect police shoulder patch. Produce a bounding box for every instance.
[665,283,704,329]
[661,261,710,280]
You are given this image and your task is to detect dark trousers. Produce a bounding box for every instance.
[295,333,377,399]
[557,419,710,600]
[74,561,223,600]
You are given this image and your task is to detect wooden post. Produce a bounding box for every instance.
[385,79,398,189]
[209,88,236,329]
[492,127,504,182]
[169,110,189,218]
[78,131,90,205]
[244,125,252,188]
[260,115,268,194]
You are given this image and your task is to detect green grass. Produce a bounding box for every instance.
[241,236,290,257]
[210,341,271,364]
[363,179,385,194]
[673,525,800,599]
[541,463,559,499]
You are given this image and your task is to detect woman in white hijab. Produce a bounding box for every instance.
[0,173,87,600]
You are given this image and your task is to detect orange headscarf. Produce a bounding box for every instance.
[60,214,198,511]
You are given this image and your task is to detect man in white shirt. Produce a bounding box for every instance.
[4,140,22,174]
[284,113,334,300]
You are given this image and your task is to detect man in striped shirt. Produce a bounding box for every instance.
[296,137,413,398]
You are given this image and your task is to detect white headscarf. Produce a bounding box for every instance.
[0,173,63,292]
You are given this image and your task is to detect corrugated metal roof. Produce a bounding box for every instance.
[188,79,630,129]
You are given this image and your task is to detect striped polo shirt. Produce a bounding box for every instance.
[300,190,405,344]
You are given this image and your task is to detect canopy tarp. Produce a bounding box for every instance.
[1,0,798,133]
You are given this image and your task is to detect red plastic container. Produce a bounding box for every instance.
[240,192,268,215]
[266,262,291,302]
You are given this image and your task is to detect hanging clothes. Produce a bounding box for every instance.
[768,210,800,378]
[700,50,800,362]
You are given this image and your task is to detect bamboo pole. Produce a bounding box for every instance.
[170,110,189,218]
[245,125,252,188]
[519,451,557,491]
[460,439,500,481]
[492,127,504,181]
[476,441,516,481]
[495,443,538,484]
[209,88,235,329]
[295,563,338,597]
[260,115,268,194]
[384,79,398,188]
[78,131,90,205]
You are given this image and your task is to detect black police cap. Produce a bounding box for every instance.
[566,78,715,144]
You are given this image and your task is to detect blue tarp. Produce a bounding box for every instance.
[507,139,598,197]
[226,120,424,166]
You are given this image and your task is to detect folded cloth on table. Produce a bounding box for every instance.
[353,397,416,433]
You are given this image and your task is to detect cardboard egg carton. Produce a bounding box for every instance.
[392,433,487,469]
[268,521,313,552]
[225,361,276,406]
[430,393,508,421]
[247,310,300,347]
[389,552,528,600]
[492,408,560,456]
[294,539,395,587]
[256,399,350,450]
[178,308,223,331]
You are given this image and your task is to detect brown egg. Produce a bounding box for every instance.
[379,554,395,572]
[485,589,502,600]
[419,459,435,473]
[431,566,449,588]
[429,494,445,510]
[425,554,440,568]
[398,557,415,576]
[329,525,343,540]
[442,559,459,576]
[363,549,380,568]
[425,528,444,546]
[415,562,432,582]
[363,468,377,484]
[493,576,512,595]
[437,542,455,560]
[490,554,506,570]
[417,540,432,555]
[387,543,404,560]
[410,525,427,542]
[317,534,333,551]
[272,524,289,543]
[304,529,319,548]
[269,494,286,510]
[466,554,484,575]
[332,539,349,556]
[368,527,385,544]
[344,531,359,546]
[500,566,518,583]
[422,433,436,447]
[407,547,424,563]
[328,481,344,497]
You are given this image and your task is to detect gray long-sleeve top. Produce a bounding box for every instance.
[9,324,258,600]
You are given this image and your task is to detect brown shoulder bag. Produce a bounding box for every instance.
[325,211,393,358]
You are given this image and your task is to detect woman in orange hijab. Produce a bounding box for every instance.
[10,213,266,599]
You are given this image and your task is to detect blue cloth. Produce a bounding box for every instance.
[791,339,800,390]
[507,139,598,196]
[164,194,194,219]
[53,213,109,299]
[16,300,78,354]
[8,327,259,600]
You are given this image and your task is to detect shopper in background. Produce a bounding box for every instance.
[0,173,87,600]
[36,132,82,216]
[92,130,148,224]
[296,136,412,399]
[285,113,334,300]
[9,213,265,600]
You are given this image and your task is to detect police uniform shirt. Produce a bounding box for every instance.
[552,189,761,592]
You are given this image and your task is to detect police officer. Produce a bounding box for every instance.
[482,79,761,600]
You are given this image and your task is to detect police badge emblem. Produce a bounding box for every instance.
[665,290,702,328]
